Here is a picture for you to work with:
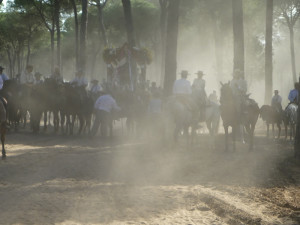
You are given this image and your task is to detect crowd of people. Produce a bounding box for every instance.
[0,63,298,137]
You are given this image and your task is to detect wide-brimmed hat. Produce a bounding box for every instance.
[195,71,205,76]
[180,70,189,77]
[0,66,4,70]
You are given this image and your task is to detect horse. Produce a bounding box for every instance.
[165,93,204,146]
[0,99,7,158]
[284,103,298,140]
[1,79,22,131]
[220,82,259,151]
[260,105,283,139]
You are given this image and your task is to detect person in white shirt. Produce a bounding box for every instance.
[71,69,88,88]
[89,79,103,94]
[173,70,191,95]
[271,90,282,112]
[91,92,121,137]
[21,65,35,84]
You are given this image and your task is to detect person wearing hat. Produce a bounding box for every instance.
[89,79,103,94]
[70,69,88,88]
[0,66,9,81]
[271,90,282,112]
[34,72,43,85]
[173,70,192,95]
[21,65,35,84]
[192,71,206,95]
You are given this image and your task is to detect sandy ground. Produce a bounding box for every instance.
[0,122,299,225]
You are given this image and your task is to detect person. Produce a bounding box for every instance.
[208,90,218,104]
[90,91,121,137]
[0,66,9,81]
[192,70,206,95]
[288,82,299,103]
[34,72,44,85]
[21,65,35,84]
[271,90,282,112]
[70,69,88,88]
[52,67,63,84]
[173,70,192,95]
[89,79,103,94]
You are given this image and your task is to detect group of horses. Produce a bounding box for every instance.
[168,81,298,151]
[0,77,298,158]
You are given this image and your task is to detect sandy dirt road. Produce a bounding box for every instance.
[0,127,299,225]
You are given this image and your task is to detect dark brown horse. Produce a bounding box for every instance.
[260,105,283,139]
[220,82,259,151]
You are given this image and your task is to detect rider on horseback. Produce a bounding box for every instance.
[271,90,282,112]
[288,82,299,104]
[192,70,207,120]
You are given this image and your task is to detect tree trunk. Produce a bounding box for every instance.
[96,1,108,46]
[121,0,136,47]
[164,0,180,96]
[289,26,297,83]
[265,0,273,104]
[159,0,168,86]
[79,0,88,71]
[232,0,244,73]
[54,0,61,69]
[71,0,79,70]
[122,0,137,90]
[211,12,224,78]
[6,49,12,78]
[50,29,55,73]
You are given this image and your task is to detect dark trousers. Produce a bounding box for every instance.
[91,109,112,137]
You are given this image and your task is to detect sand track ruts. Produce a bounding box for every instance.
[0,131,299,225]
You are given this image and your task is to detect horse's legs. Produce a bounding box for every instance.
[284,123,288,140]
[1,123,6,158]
[266,123,269,138]
[232,126,236,151]
[277,123,281,139]
[43,111,47,131]
[77,115,84,135]
[224,125,229,151]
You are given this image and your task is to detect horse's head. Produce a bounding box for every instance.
[220,81,234,104]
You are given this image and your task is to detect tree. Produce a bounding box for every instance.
[164,0,180,96]
[265,0,273,104]
[232,0,245,73]
[159,0,167,85]
[278,0,300,83]
[79,0,88,70]
[70,0,79,69]
[92,0,108,46]
[121,0,136,47]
